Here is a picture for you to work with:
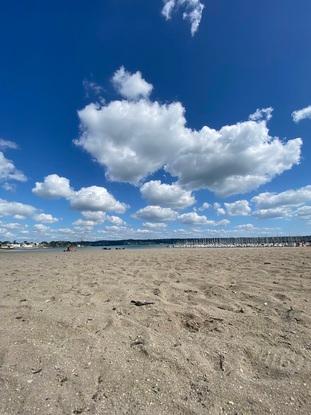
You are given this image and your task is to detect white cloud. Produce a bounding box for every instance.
[143,222,167,229]
[32,174,73,199]
[0,199,36,218]
[83,79,104,99]
[213,202,226,215]
[162,0,175,19]
[235,224,256,231]
[104,224,129,233]
[162,0,205,36]
[81,211,107,223]
[75,99,188,184]
[253,207,292,219]
[234,223,280,235]
[252,186,311,209]
[14,214,27,220]
[70,186,127,213]
[0,139,18,150]
[34,213,58,224]
[217,219,230,226]
[249,107,273,122]
[292,105,311,123]
[33,175,127,214]
[198,202,210,211]
[296,205,311,219]
[1,222,27,231]
[0,222,32,240]
[1,182,16,192]
[178,212,230,226]
[0,229,13,239]
[224,200,251,216]
[112,67,153,100]
[134,205,177,222]
[76,69,302,197]
[73,219,96,229]
[136,228,152,235]
[80,211,125,226]
[251,185,311,220]
[140,180,195,209]
[97,223,170,240]
[178,211,210,225]
[33,224,50,233]
[56,227,75,235]
[169,121,301,196]
[0,221,29,240]
[0,199,60,230]
[0,152,26,183]
[0,140,26,185]
[107,215,125,226]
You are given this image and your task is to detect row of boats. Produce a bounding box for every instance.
[173,242,310,248]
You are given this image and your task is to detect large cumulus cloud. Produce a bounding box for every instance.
[75,69,302,198]
[75,99,189,184]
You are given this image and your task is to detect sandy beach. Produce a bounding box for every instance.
[0,247,310,415]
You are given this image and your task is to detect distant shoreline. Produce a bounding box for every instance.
[1,245,310,255]
[0,235,311,250]
[1,235,311,251]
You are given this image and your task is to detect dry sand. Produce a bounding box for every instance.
[0,247,310,415]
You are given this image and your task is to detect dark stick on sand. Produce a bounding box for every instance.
[131,300,155,307]
[219,354,225,371]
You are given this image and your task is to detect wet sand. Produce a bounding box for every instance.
[0,247,310,414]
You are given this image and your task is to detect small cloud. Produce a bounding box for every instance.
[198,202,210,211]
[249,107,273,122]
[1,182,16,192]
[83,79,104,100]
[224,200,251,216]
[213,202,226,216]
[178,211,210,225]
[32,174,74,199]
[236,223,256,232]
[140,180,195,209]
[0,140,26,184]
[112,66,153,100]
[143,222,167,229]
[34,213,58,224]
[81,211,107,223]
[162,0,205,36]
[134,205,177,222]
[178,212,228,226]
[234,223,280,235]
[292,105,311,123]
[33,224,50,233]
[0,139,18,150]
[73,219,96,229]
[107,215,126,226]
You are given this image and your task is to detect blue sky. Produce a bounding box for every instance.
[1,0,311,241]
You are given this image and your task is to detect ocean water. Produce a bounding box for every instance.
[0,244,170,254]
